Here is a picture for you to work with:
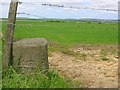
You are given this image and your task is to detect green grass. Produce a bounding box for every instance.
[0,39,2,89]
[1,21,118,88]
[2,21,118,46]
[2,67,73,88]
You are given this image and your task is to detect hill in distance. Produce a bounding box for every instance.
[1,17,118,23]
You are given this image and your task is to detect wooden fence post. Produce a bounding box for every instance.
[3,0,18,69]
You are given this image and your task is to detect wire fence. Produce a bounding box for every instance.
[1,1,118,20]
[1,1,118,12]
[18,2,118,12]
[1,1,118,29]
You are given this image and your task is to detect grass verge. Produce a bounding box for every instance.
[2,67,73,88]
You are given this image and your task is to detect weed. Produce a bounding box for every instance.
[101,57,109,61]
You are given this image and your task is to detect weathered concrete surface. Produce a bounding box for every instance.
[13,38,49,74]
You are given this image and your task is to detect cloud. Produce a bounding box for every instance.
[89,0,119,9]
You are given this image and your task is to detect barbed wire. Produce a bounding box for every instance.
[18,2,118,12]
[17,12,45,18]
[1,2,118,20]
[1,2,118,12]
[3,11,117,29]
[41,3,118,12]
[15,1,118,19]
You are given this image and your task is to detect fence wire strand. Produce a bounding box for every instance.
[1,2,118,12]
[19,2,118,12]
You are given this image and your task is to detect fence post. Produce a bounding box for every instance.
[3,0,18,69]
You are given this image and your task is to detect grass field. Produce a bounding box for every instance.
[2,21,118,46]
[1,21,118,88]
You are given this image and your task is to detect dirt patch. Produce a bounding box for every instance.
[48,45,118,88]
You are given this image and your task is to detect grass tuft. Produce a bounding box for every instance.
[2,67,73,88]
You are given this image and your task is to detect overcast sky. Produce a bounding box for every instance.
[0,0,119,19]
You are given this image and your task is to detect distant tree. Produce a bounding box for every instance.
[88,21,91,24]
[98,22,102,24]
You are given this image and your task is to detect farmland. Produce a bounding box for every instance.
[1,21,118,88]
[2,21,118,46]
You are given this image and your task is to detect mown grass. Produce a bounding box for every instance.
[2,67,73,88]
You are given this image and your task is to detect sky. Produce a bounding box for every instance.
[0,0,119,20]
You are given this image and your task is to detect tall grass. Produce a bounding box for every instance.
[2,67,73,88]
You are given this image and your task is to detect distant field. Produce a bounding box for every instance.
[2,21,118,46]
